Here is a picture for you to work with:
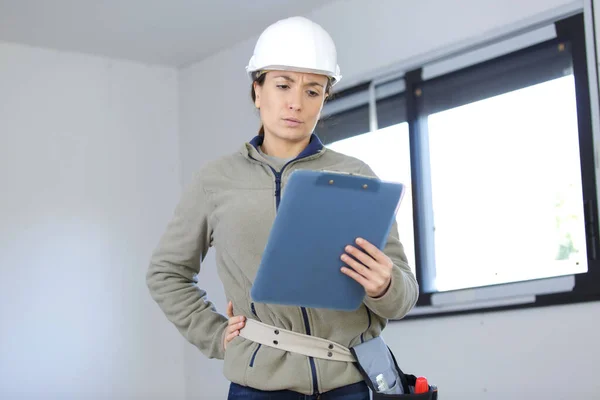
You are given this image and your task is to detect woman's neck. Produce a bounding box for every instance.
[260,132,311,159]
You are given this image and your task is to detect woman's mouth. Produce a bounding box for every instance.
[283,118,303,127]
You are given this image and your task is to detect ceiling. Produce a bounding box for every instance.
[0,0,336,67]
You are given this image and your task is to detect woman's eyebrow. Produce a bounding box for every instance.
[273,75,324,88]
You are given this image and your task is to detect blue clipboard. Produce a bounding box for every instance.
[251,169,405,311]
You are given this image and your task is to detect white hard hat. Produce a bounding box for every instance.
[246,16,342,86]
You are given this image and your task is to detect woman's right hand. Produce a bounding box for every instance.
[224,301,246,350]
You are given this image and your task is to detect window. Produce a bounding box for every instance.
[427,74,587,292]
[326,123,415,276]
[317,12,600,318]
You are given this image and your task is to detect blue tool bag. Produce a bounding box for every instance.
[350,336,438,399]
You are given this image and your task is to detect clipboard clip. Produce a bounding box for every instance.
[315,170,380,192]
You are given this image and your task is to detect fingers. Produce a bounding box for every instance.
[341,265,370,288]
[341,238,394,298]
[224,315,245,349]
[354,238,390,265]
[341,250,374,279]
[228,315,246,326]
[224,300,245,350]
[341,264,390,298]
[225,330,240,344]
[342,245,378,272]
[226,320,245,336]
[226,303,245,333]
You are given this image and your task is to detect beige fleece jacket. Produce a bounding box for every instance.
[146,134,418,395]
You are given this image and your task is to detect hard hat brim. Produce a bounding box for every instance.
[246,64,342,86]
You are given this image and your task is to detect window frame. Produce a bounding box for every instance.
[317,10,600,319]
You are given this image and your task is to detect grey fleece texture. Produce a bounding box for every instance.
[146,140,419,395]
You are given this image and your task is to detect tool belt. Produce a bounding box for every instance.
[240,319,438,398]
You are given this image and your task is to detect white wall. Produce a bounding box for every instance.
[179,0,600,399]
[0,42,186,399]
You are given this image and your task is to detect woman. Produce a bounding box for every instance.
[147,16,418,399]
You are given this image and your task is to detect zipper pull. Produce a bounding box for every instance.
[274,173,281,197]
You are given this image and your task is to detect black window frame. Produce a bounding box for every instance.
[316,12,600,319]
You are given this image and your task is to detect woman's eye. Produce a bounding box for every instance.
[308,90,320,97]
[277,84,290,89]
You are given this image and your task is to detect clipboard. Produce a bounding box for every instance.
[251,169,405,311]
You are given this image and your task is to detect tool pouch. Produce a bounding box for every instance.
[349,336,438,399]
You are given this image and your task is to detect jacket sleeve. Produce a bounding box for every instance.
[358,163,419,320]
[146,171,228,359]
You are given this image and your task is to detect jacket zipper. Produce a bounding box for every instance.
[272,164,319,395]
[249,303,261,367]
[248,151,322,394]
[300,308,319,395]
[274,171,282,209]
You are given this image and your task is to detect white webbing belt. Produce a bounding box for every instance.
[239,319,356,363]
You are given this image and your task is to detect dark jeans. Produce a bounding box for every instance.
[227,381,370,400]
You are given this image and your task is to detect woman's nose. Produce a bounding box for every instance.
[287,89,302,111]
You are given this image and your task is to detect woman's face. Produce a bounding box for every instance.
[254,70,329,144]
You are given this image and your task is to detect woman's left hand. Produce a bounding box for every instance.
[340,237,393,298]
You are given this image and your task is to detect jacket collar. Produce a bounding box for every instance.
[242,133,325,162]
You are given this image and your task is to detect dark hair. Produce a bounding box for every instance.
[250,71,333,136]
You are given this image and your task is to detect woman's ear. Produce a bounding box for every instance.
[253,82,261,109]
